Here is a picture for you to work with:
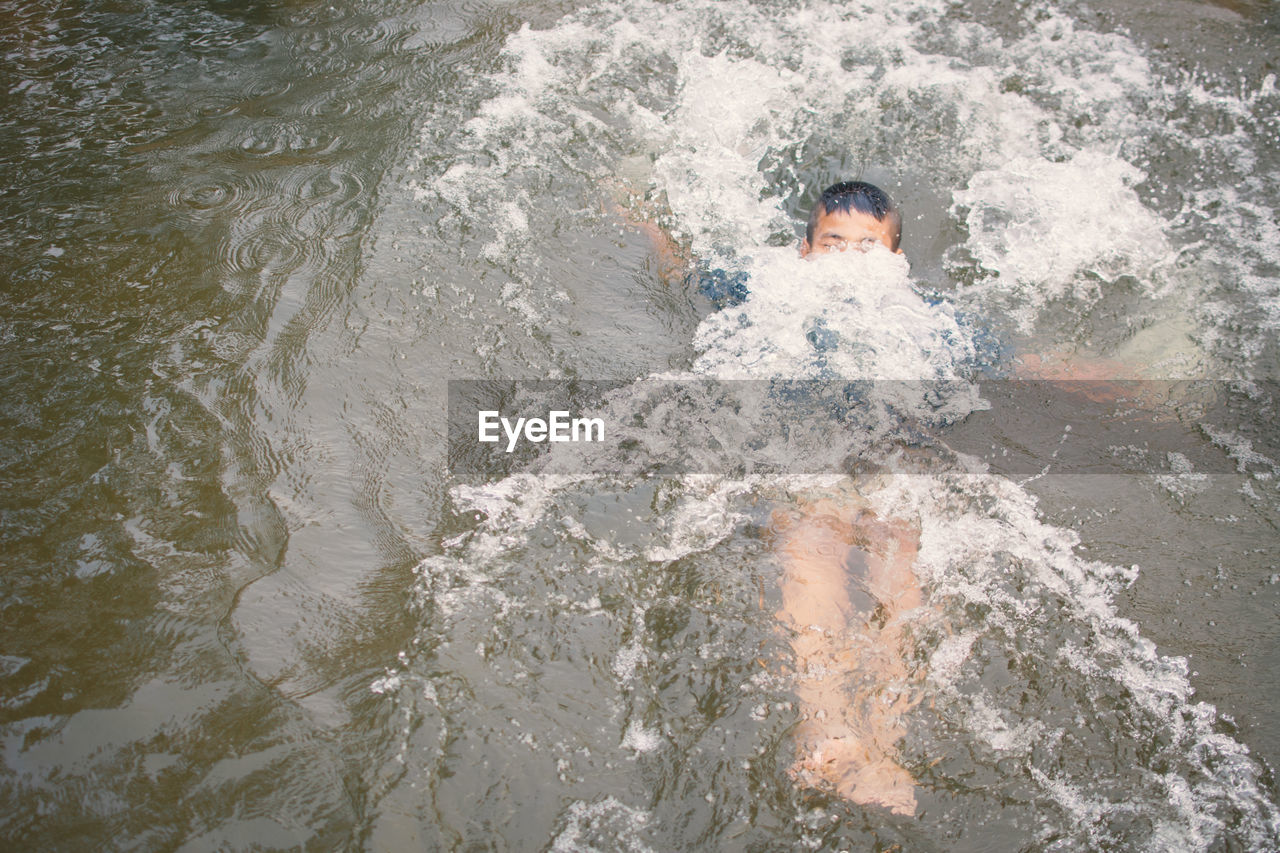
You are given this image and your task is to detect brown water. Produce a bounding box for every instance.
[1,0,1278,848]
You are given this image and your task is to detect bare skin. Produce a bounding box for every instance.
[604,179,690,285]
[801,207,903,257]
[772,497,923,815]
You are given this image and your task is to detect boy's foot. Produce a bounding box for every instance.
[790,735,917,816]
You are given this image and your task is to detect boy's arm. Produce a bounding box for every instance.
[632,217,689,285]
[603,181,751,307]
[602,179,690,286]
[1014,351,1128,381]
[1014,310,1210,383]
[1013,349,1212,417]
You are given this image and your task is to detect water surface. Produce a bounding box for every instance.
[1,0,1278,848]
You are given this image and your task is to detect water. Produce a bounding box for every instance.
[1,0,1278,848]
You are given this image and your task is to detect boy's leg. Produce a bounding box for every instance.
[774,500,921,815]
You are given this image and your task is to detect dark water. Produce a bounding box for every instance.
[1,0,1278,848]
[0,0,469,845]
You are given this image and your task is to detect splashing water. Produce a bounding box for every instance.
[373,0,1280,848]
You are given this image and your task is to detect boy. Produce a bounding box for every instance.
[779,182,924,814]
[623,179,929,813]
[627,179,1186,815]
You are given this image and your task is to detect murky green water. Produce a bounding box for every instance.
[1,0,1278,848]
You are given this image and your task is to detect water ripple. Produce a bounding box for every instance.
[298,168,365,206]
[298,93,361,120]
[166,170,278,223]
[217,221,322,281]
[232,122,342,160]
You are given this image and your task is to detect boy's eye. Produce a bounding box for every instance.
[823,237,879,252]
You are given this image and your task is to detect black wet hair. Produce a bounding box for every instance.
[806,181,902,250]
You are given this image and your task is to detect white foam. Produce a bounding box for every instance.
[0,655,28,678]
[1203,424,1280,476]
[620,720,663,754]
[927,629,980,685]
[691,248,974,382]
[369,673,402,695]
[651,49,803,256]
[968,692,1048,754]
[612,629,646,683]
[549,796,654,853]
[1156,451,1209,499]
[406,0,1230,358]
[643,476,752,563]
[868,469,1278,848]
[953,151,1171,330]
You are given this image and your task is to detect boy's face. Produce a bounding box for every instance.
[802,208,901,257]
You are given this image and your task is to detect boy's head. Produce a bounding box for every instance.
[802,181,902,256]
